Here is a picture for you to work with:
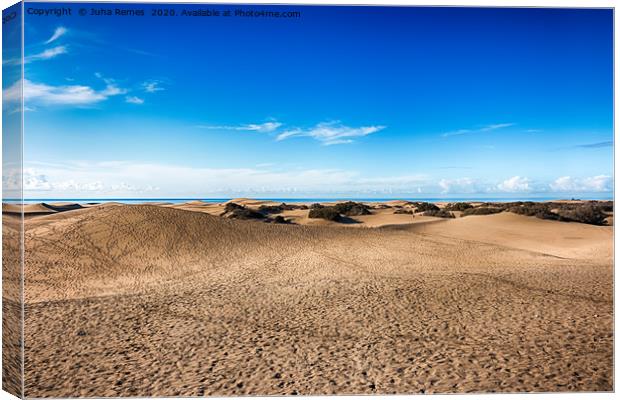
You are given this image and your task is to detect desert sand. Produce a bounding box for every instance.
[5,200,613,396]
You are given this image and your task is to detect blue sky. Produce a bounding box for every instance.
[6,4,613,199]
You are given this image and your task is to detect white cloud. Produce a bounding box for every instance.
[22,166,155,195]
[21,160,613,198]
[4,79,126,106]
[22,80,107,105]
[497,176,531,192]
[480,123,514,132]
[196,120,385,145]
[142,80,164,93]
[442,123,514,137]
[3,167,26,192]
[276,121,385,145]
[441,129,471,137]
[25,46,67,63]
[4,46,68,65]
[550,175,612,193]
[438,177,479,194]
[100,85,126,96]
[198,121,283,133]
[23,169,53,191]
[23,161,430,198]
[45,27,67,44]
[125,96,144,104]
[240,122,282,133]
[55,180,105,192]
[2,81,22,103]
[95,74,127,96]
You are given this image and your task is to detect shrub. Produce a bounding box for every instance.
[508,202,550,216]
[394,209,413,215]
[594,201,613,213]
[308,207,341,221]
[556,204,608,225]
[258,205,283,214]
[333,201,371,216]
[462,207,503,216]
[444,202,473,211]
[506,202,609,225]
[278,203,307,211]
[423,209,455,218]
[310,203,324,209]
[224,202,244,213]
[412,202,439,212]
[507,203,559,221]
[227,208,265,220]
[272,215,290,224]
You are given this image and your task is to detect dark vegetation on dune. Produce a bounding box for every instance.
[333,202,371,216]
[597,201,614,212]
[506,202,560,220]
[423,209,455,218]
[444,202,473,212]
[555,204,609,225]
[225,207,266,220]
[462,207,504,216]
[506,202,609,226]
[308,207,342,221]
[258,205,283,214]
[412,202,440,212]
[308,202,371,221]
[222,202,292,223]
[223,202,245,213]
[220,200,611,226]
[270,215,291,224]
[259,203,308,214]
[462,201,611,225]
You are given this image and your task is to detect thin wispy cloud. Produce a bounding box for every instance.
[276,121,385,145]
[480,123,514,131]
[197,121,283,133]
[196,120,384,144]
[442,123,515,137]
[436,166,473,170]
[22,80,108,105]
[3,46,68,66]
[575,141,613,149]
[95,73,127,96]
[125,96,144,104]
[3,79,126,106]
[30,45,68,61]
[142,80,165,93]
[45,26,67,44]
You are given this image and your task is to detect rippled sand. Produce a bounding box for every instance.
[6,201,612,396]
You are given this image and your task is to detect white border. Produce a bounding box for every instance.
[0,1,616,399]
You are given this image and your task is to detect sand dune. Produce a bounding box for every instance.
[416,212,613,261]
[18,202,613,396]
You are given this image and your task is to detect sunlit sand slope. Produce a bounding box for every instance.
[22,204,612,397]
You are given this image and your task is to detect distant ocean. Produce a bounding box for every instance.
[11,196,614,204]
